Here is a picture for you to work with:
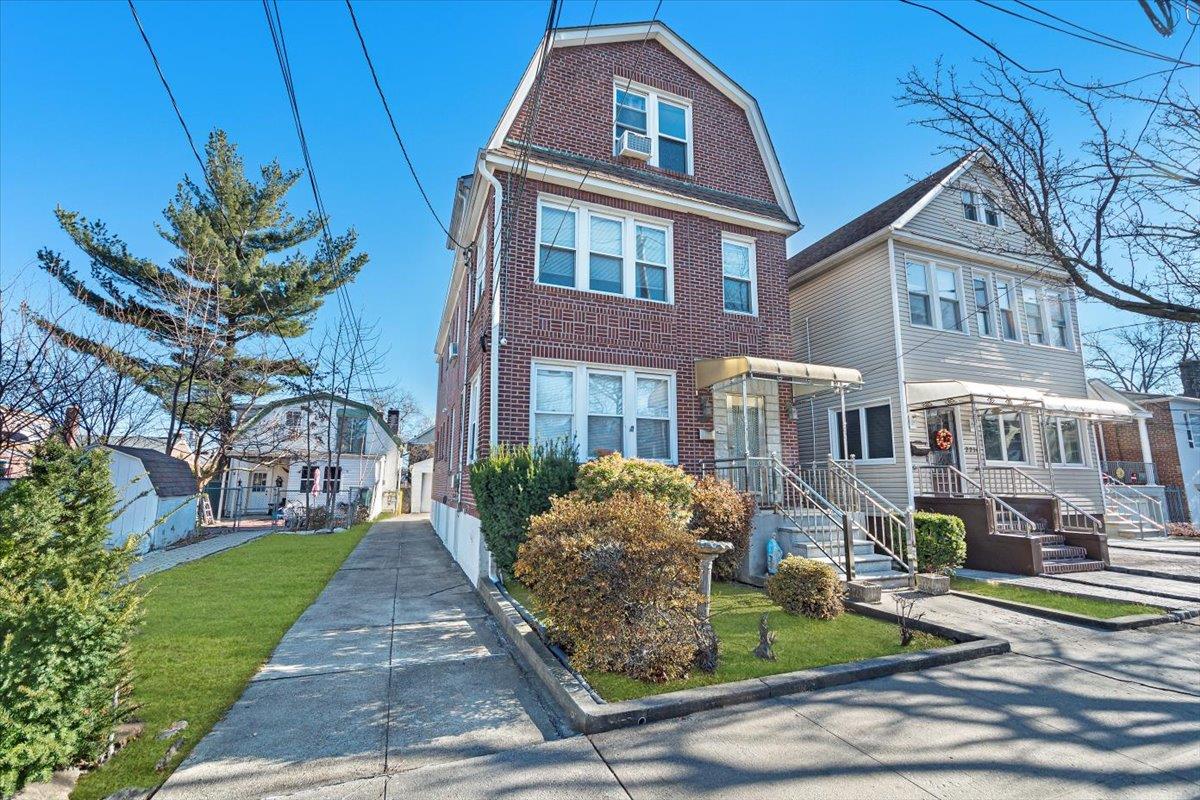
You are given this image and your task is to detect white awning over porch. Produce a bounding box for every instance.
[695,356,862,396]
[905,379,1135,421]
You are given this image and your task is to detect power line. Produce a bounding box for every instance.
[975,0,1199,67]
[344,0,468,251]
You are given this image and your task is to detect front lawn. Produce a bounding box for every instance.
[950,577,1162,619]
[506,580,948,702]
[71,523,372,800]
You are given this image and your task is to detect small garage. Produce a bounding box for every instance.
[103,445,199,553]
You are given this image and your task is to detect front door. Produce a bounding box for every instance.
[924,408,961,493]
[247,471,268,512]
[727,393,768,496]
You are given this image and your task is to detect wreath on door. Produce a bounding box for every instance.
[934,428,954,451]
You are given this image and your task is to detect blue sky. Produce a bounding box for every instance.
[2,0,1195,416]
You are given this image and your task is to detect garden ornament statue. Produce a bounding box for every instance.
[766,537,784,575]
[695,538,734,619]
[754,613,777,661]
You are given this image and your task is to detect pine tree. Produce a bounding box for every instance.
[0,441,140,795]
[33,130,366,485]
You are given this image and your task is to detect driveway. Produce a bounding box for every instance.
[160,519,1200,800]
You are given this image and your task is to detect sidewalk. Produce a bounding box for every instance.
[154,515,568,800]
[129,522,277,580]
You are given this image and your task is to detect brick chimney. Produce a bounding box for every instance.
[1181,359,1200,399]
[63,406,80,448]
[386,408,400,434]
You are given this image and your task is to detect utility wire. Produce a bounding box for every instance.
[344,0,468,251]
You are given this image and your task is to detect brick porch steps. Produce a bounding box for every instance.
[1033,534,1066,546]
[1042,545,1088,560]
[1041,558,1106,575]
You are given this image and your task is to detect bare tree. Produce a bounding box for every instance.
[900,55,1199,323]
[1086,319,1198,393]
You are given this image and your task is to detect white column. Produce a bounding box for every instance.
[1137,417,1157,484]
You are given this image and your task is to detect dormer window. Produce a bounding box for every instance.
[613,83,691,175]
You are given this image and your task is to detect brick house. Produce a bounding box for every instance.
[429,22,858,582]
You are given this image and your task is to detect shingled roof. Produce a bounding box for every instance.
[107,445,198,498]
[788,154,971,277]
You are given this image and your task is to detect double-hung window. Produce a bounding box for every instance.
[982,411,1027,463]
[1044,291,1071,349]
[973,274,994,337]
[532,361,676,461]
[962,190,979,222]
[466,372,481,464]
[537,199,672,302]
[1185,411,1200,449]
[1023,287,1046,345]
[1043,416,1084,465]
[299,465,319,493]
[285,410,303,433]
[323,466,342,494]
[962,189,1001,227]
[982,194,1001,227]
[831,403,894,463]
[473,240,486,311]
[995,277,1020,341]
[337,412,368,453]
[722,236,756,314]
[906,260,963,331]
[613,83,691,174]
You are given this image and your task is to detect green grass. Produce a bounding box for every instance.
[71,522,372,800]
[950,577,1162,619]
[506,581,948,702]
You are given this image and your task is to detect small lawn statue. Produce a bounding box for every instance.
[753,613,777,661]
[766,537,784,575]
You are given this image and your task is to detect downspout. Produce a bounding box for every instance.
[480,161,505,450]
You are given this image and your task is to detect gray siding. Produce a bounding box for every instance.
[790,242,910,506]
[894,241,1104,510]
[904,166,1039,259]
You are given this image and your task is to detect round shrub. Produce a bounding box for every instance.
[574,454,694,522]
[765,557,844,620]
[690,476,754,582]
[514,493,707,683]
[913,511,967,574]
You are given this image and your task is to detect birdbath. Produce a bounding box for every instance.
[695,539,734,619]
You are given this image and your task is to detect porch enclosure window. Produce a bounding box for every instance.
[538,200,672,302]
[337,410,368,453]
[906,260,963,331]
[995,278,1020,340]
[973,275,993,336]
[532,361,676,461]
[323,466,342,494]
[981,411,1027,463]
[299,465,319,493]
[721,236,755,314]
[1023,288,1046,345]
[728,394,766,457]
[1043,416,1084,465]
[831,403,894,462]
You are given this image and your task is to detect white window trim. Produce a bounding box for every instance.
[466,371,481,465]
[1039,288,1074,351]
[970,269,998,339]
[982,410,1031,466]
[535,196,674,304]
[721,233,757,316]
[613,79,693,175]
[473,238,486,313]
[1021,286,1052,348]
[529,358,678,463]
[827,399,896,465]
[961,188,1004,228]
[904,259,969,336]
[1043,415,1088,468]
[1184,411,1200,449]
[992,273,1023,343]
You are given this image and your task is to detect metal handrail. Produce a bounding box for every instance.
[765,456,856,578]
[913,464,1038,535]
[982,466,1104,533]
[822,457,915,576]
[1101,474,1167,536]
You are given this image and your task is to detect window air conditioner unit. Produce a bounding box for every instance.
[448,342,459,359]
[618,130,652,160]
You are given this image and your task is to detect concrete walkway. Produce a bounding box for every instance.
[154,516,567,800]
[1110,538,1200,556]
[129,523,276,580]
[955,568,1200,608]
[1109,546,1200,581]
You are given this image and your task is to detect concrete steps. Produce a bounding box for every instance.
[1041,558,1106,575]
[775,525,907,584]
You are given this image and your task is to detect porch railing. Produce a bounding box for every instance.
[913,464,1038,536]
[1101,474,1167,536]
[980,466,1104,534]
[797,457,915,576]
[1101,460,1155,486]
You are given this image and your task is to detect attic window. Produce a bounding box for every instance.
[613,83,692,175]
[962,190,1001,227]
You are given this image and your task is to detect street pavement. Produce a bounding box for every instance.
[158,518,1200,800]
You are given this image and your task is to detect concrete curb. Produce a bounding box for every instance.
[946,589,1200,630]
[1108,543,1200,558]
[478,580,1009,734]
[1106,564,1200,585]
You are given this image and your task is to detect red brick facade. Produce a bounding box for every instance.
[1100,402,1186,489]
[432,31,798,518]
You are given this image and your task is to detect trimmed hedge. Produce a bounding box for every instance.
[574,454,695,521]
[913,511,967,574]
[690,476,754,582]
[0,441,141,796]
[515,493,708,683]
[765,557,843,620]
[468,440,577,576]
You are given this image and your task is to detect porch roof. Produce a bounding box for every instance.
[905,379,1135,420]
[695,356,862,395]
